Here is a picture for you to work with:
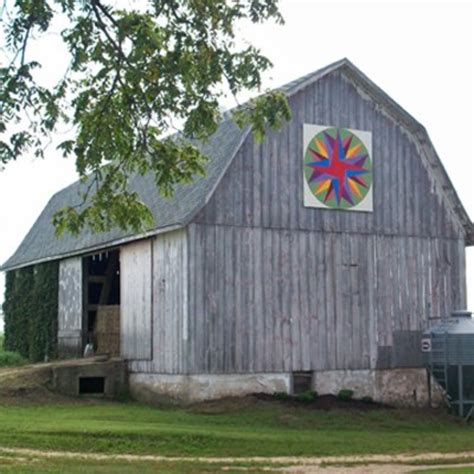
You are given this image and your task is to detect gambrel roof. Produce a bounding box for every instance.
[2,58,473,271]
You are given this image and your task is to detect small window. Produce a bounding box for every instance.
[79,377,105,394]
[292,372,313,394]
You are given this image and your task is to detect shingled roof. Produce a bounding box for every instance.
[1,115,249,271]
[2,59,473,271]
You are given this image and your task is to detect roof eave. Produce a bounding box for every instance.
[466,227,474,247]
[0,223,185,272]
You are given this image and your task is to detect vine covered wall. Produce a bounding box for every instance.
[2,261,59,362]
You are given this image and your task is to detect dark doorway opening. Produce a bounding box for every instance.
[83,250,121,356]
[79,377,105,394]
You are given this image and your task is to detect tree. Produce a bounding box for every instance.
[0,0,291,235]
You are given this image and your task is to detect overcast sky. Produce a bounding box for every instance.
[0,0,473,331]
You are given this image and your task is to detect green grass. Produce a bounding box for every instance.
[413,468,474,474]
[1,399,474,473]
[0,351,27,368]
[0,332,27,367]
[0,400,473,458]
[409,458,474,467]
[0,452,271,473]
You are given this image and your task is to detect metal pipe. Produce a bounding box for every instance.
[458,364,464,417]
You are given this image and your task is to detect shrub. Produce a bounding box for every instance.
[273,391,291,401]
[0,351,27,367]
[337,389,354,401]
[361,396,374,404]
[296,390,318,403]
[0,333,4,351]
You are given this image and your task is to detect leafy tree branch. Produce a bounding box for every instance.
[1,0,291,235]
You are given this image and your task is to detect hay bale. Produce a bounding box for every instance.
[95,305,120,357]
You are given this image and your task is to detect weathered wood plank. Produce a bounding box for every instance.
[58,257,83,357]
[149,229,188,373]
[120,240,152,360]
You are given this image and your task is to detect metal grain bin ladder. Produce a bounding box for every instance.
[426,332,452,407]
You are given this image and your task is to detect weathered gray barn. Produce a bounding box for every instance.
[3,59,473,404]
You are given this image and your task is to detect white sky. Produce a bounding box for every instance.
[0,0,473,331]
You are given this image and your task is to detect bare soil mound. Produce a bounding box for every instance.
[0,362,89,404]
[190,393,391,414]
[252,393,391,411]
[0,364,56,402]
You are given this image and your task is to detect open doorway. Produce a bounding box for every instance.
[83,249,120,357]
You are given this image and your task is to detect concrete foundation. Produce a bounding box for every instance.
[313,368,444,406]
[52,358,128,399]
[129,373,290,404]
[129,368,444,406]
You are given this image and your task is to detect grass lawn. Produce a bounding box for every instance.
[414,469,474,474]
[0,399,473,459]
[0,333,27,368]
[0,453,266,473]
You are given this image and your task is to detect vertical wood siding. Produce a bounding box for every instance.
[186,69,467,375]
[151,230,188,373]
[120,240,153,360]
[122,68,466,376]
[195,71,463,240]
[127,230,188,374]
[187,224,465,374]
[58,257,83,357]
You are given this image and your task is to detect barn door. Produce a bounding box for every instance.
[120,240,153,360]
[58,257,83,357]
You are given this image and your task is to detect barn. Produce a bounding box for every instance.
[2,59,473,405]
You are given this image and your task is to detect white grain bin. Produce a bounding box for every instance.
[422,310,474,417]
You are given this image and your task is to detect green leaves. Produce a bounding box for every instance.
[3,263,59,362]
[234,90,292,143]
[1,0,290,235]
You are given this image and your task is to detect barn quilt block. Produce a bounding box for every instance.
[303,125,373,211]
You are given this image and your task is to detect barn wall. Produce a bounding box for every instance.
[187,223,465,374]
[58,257,83,357]
[187,70,467,375]
[195,70,463,240]
[127,229,189,374]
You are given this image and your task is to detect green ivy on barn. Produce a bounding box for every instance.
[2,262,59,362]
[3,270,16,352]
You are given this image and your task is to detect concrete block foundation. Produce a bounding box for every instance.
[129,368,443,406]
[313,368,443,406]
[52,358,128,399]
[129,368,444,406]
[129,373,290,404]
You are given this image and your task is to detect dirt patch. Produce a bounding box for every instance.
[189,395,264,414]
[252,393,391,411]
[3,447,474,473]
[0,364,55,402]
[189,393,391,414]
